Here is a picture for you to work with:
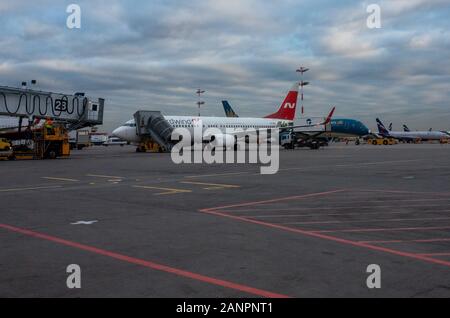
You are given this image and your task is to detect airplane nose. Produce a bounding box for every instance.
[112,127,125,139]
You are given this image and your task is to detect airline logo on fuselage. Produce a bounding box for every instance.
[168,118,199,126]
[283,103,296,109]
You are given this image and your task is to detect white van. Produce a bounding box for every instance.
[103,137,127,146]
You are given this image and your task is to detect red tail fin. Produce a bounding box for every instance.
[264,83,299,120]
[324,107,336,125]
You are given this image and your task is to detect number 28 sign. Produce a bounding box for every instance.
[55,99,68,111]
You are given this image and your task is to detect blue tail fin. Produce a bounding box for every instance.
[222,101,239,118]
[376,118,390,136]
[403,125,410,132]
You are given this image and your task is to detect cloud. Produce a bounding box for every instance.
[321,28,383,58]
[0,0,449,132]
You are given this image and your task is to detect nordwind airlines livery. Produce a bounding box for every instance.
[112,83,333,148]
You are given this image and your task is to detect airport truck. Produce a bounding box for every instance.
[368,138,397,146]
[0,138,12,160]
[0,138,11,151]
[280,132,327,150]
[8,125,70,160]
[69,129,91,150]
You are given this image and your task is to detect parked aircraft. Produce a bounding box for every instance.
[112,83,333,150]
[221,101,369,139]
[377,118,450,141]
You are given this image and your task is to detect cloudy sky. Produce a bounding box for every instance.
[1,0,449,132]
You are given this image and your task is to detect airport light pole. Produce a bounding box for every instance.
[196,89,205,117]
[296,67,309,115]
[300,81,309,115]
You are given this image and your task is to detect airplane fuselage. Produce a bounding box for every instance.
[328,119,370,137]
[383,130,450,141]
[113,116,292,144]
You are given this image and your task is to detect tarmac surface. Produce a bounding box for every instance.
[1,143,450,297]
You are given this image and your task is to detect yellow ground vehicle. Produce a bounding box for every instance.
[9,125,70,160]
[35,125,70,159]
[369,138,397,146]
[0,138,12,160]
[0,138,11,151]
[136,137,163,153]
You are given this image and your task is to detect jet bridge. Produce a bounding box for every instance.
[0,86,104,129]
[134,111,175,152]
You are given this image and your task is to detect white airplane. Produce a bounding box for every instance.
[112,83,334,149]
[377,118,450,141]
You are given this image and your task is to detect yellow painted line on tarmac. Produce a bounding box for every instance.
[180,181,240,190]
[0,185,63,193]
[42,177,79,182]
[184,172,250,178]
[132,185,192,196]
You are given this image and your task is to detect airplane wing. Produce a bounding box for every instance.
[280,107,335,131]
[203,107,335,140]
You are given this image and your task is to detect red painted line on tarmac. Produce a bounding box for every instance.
[354,189,450,197]
[0,223,289,298]
[201,188,450,268]
[233,203,450,214]
[238,209,450,219]
[201,189,348,212]
[199,209,450,268]
[417,252,450,257]
[284,216,450,225]
[358,238,450,244]
[313,226,450,233]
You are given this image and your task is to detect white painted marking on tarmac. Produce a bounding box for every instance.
[0,185,63,193]
[71,220,98,225]
[87,174,124,179]
[42,177,79,182]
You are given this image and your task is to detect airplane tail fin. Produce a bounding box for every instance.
[264,82,299,121]
[376,118,390,136]
[403,124,410,132]
[222,101,239,118]
[389,123,393,131]
[324,107,336,125]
